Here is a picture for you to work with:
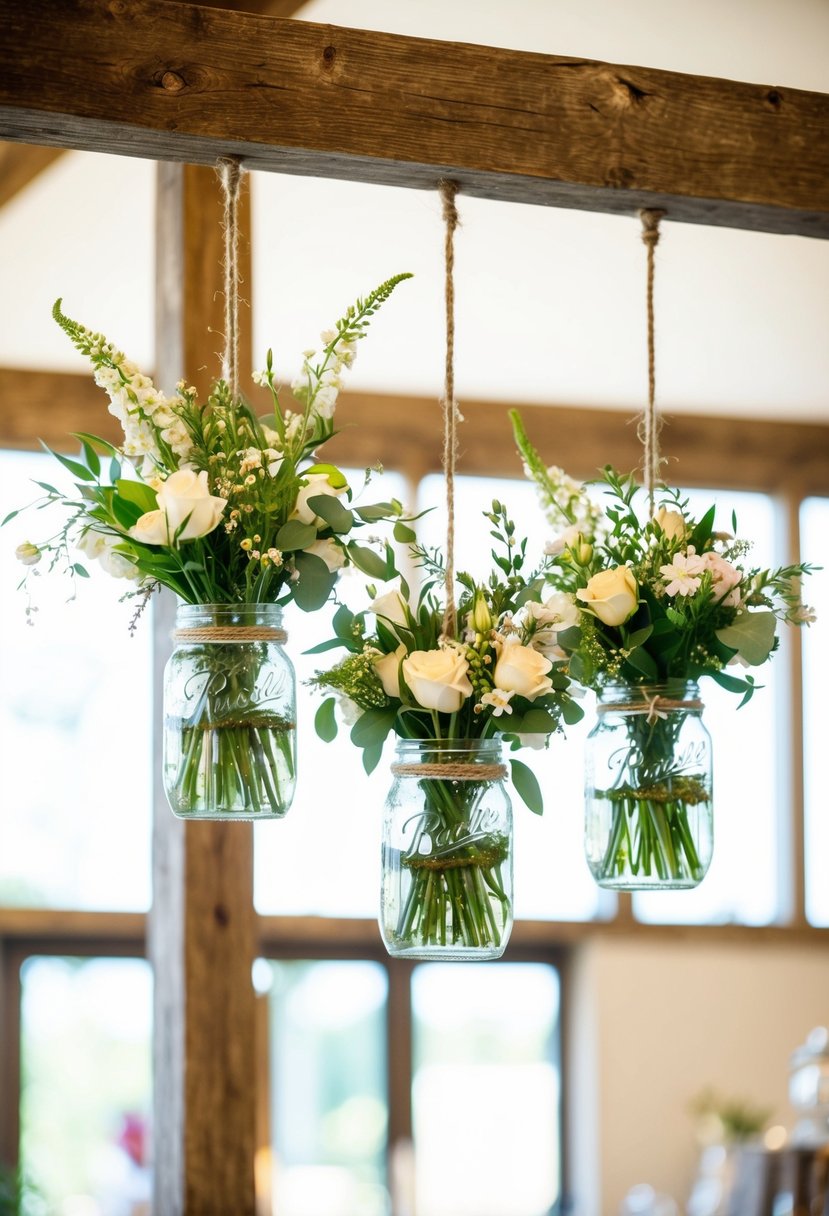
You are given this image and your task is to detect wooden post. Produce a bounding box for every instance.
[148,161,257,1216]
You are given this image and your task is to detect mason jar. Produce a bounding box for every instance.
[585,681,713,890]
[163,603,296,819]
[380,738,513,960]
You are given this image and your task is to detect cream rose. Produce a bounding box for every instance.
[292,473,347,526]
[159,469,227,541]
[654,507,687,541]
[577,566,639,627]
[493,639,553,701]
[402,648,473,713]
[371,585,410,636]
[129,509,170,546]
[372,643,407,699]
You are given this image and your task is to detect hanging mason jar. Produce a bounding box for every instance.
[163,603,296,819]
[380,738,513,961]
[585,681,713,890]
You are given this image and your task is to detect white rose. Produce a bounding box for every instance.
[402,648,473,713]
[654,507,687,541]
[544,524,583,558]
[525,592,580,657]
[371,585,410,636]
[306,538,346,573]
[15,542,41,566]
[493,639,553,701]
[292,473,347,526]
[97,537,139,581]
[372,643,407,699]
[130,509,171,546]
[157,469,227,541]
[576,566,639,627]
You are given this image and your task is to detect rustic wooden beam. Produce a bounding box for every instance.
[4,367,827,495]
[148,163,257,1216]
[1,1,827,236]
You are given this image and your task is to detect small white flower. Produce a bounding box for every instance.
[480,688,515,717]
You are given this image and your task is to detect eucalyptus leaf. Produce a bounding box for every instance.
[562,698,585,726]
[307,494,354,534]
[350,705,398,749]
[716,611,776,666]
[276,520,318,552]
[509,758,544,815]
[347,542,393,580]
[314,697,339,742]
[292,551,337,611]
[362,743,384,775]
[393,521,417,543]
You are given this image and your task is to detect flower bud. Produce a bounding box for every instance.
[573,537,594,565]
[15,542,41,566]
[471,589,493,633]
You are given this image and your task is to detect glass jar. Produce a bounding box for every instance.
[163,603,296,819]
[380,739,513,961]
[585,681,713,890]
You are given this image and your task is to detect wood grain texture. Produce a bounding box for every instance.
[0,0,827,235]
[149,162,257,1216]
[2,371,829,494]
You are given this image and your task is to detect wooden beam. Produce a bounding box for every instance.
[4,368,828,495]
[148,163,257,1216]
[0,1,827,236]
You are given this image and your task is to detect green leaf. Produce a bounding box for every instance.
[1,509,19,525]
[347,542,393,580]
[355,503,396,523]
[625,625,654,649]
[711,669,756,695]
[716,611,776,666]
[292,551,337,612]
[519,707,559,734]
[333,604,355,639]
[625,645,658,679]
[307,494,354,534]
[555,626,581,653]
[110,496,143,530]
[314,697,339,742]
[76,437,100,477]
[303,637,349,655]
[509,758,544,815]
[350,705,398,749]
[393,521,417,543]
[109,457,122,483]
[41,442,96,483]
[302,463,348,489]
[115,479,157,513]
[362,743,384,775]
[276,520,318,552]
[72,563,90,578]
[72,430,119,457]
[562,698,585,726]
[34,481,61,495]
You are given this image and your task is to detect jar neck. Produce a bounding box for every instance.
[394,738,504,766]
[597,680,702,713]
[175,603,284,630]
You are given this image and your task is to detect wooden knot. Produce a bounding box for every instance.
[640,207,666,248]
[160,70,186,92]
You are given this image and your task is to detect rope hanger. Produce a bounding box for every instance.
[639,207,666,515]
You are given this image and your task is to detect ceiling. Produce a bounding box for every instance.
[1,0,827,422]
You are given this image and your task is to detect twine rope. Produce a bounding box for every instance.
[391,762,507,781]
[172,626,288,643]
[638,208,666,515]
[439,179,461,640]
[217,156,244,399]
[598,694,703,725]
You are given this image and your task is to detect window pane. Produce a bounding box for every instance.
[411,963,561,1216]
[419,473,600,921]
[1,452,152,911]
[634,489,780,924]
[254,472,406,917]
[20,956,153,1215]
[263,960,388,1216]
[801,497,829,926]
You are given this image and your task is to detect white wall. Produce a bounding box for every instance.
[568,936,829,1214]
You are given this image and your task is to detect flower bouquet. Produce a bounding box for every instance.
[311,499,584,957]
[511,409,816,889]
[8,276,412,817]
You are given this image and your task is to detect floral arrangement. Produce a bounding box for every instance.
[310,499,584,952]
[511,409,816,885]
[11,277,412,613]
[8,278,412,820]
